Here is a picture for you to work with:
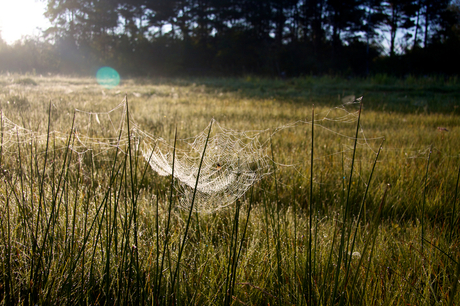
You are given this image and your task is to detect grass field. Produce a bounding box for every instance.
[0,73,459,305]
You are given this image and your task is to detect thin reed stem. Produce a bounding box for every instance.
[358,184,391,305]
[158,128,177,302]
[332,101,362,303]
[270,135,282,305]
[308,105,314,305]
[450,165,460,240]
[421,147,432,252]
[345,139,384,294]
[171,120,213,303]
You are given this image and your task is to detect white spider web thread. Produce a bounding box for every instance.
[0,100,130,157]
[0,98,272,213]
[140,120,271,212]
[0,95,382,213]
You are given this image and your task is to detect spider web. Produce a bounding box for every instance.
[0,95,383,213]
[0,98,272,213]
[140,120,270,212]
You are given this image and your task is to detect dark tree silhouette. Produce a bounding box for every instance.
[0,0,458,76]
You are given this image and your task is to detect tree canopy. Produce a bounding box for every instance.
[1,0,459,76]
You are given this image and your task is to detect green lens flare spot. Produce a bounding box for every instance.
[96,67,120,89]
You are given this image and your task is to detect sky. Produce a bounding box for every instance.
[0,0,51,44]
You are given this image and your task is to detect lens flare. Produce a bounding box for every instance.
[96,67,120,89]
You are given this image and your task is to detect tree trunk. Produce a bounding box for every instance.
[390,5,397,56]
[424,2,429,47]
[413,0,420,48]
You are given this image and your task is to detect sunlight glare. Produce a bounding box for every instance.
[0,0,51,44]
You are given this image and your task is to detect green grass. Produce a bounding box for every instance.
[0,73,459,305]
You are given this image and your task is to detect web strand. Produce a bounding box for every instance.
[1,96,381,213]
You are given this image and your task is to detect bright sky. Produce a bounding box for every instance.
[0,0,51,44]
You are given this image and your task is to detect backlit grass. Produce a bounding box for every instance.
[0,73,459,305]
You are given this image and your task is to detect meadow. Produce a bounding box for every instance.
[0,73,459,305]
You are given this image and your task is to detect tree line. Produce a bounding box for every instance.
[1,0,460,77]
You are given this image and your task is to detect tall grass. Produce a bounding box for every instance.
[0,74,459,305]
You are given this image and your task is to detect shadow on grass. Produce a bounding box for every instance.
[140,75,460,115]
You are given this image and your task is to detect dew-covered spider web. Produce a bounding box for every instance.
[140,121,270,212]
[0,95,385,213]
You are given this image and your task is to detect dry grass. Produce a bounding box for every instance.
[0,73,459,305]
